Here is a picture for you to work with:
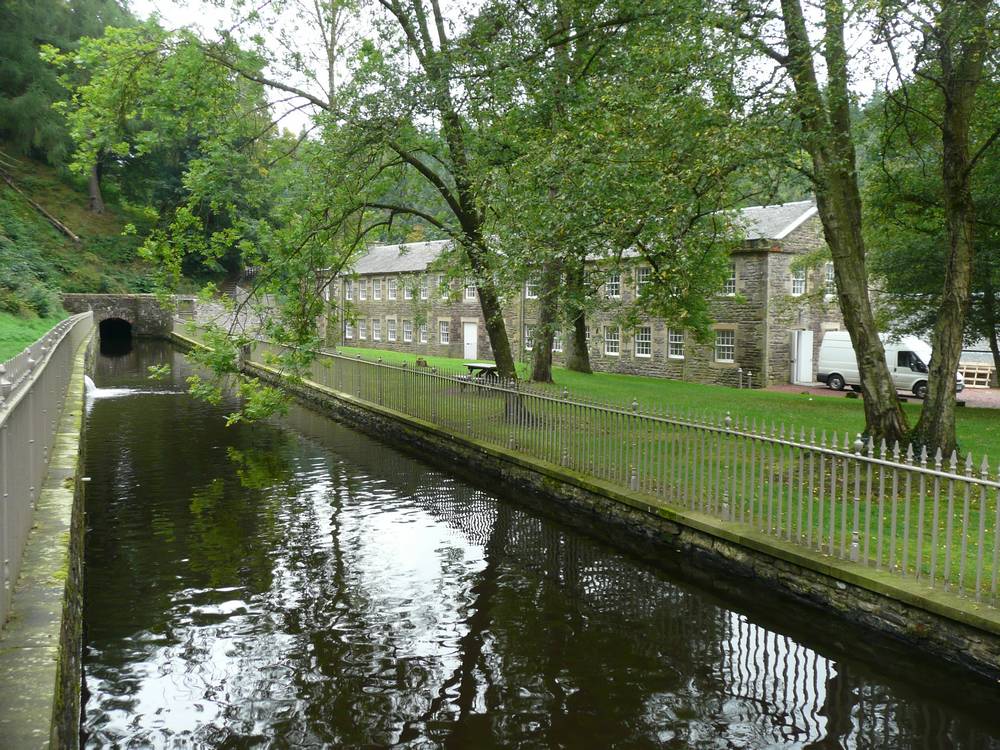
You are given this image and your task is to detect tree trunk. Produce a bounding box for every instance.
[474,275,517,380]
[563,257,592,374]
[989,330,1000,390]
[910,0,989,456]
[530,2,571,385]
[778,0,909,446]
[530,259,562,382]
[982,274,1000,388]
[87,160,105,214]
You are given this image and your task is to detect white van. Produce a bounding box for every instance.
[817,331,964,398]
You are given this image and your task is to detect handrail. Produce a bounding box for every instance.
[0,312,94,629]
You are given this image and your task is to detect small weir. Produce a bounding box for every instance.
[82,341,1000,747]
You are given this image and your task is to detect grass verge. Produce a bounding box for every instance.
[335,345,1000,461]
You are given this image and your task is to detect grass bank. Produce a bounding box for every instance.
[0,310,67,360]
[335,345,1000,460]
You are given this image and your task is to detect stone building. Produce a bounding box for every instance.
[325,200,843,386]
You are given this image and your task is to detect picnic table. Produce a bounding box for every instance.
[464,362,500,380]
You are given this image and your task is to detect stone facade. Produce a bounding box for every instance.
[328,272,513,362]
[326,202,844,386]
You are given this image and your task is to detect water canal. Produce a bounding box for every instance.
[82,341,1000,748]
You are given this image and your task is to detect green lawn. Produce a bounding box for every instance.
[335,345,1000,460]
[0,311,67,361]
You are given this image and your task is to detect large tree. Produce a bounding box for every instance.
[873,0,996,455]
[866,73,1000,397]
[718,0,911,446]
[482,0,775,382]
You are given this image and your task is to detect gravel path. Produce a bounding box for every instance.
[767,382,1000,410]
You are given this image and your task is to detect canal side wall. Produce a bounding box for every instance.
[169,330,1000,682]
[0,331,94,749]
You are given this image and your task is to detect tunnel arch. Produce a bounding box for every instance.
[98,317,133,356]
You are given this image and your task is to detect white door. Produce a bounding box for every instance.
[463,322,478,360]
[791,330,814,384]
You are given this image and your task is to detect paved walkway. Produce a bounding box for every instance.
[768,383,1000,410]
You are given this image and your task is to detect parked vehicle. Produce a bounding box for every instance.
[817,331,964,398]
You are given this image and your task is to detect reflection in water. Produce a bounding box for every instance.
[83,341,1000,748]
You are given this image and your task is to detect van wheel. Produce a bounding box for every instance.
[827,374,845,391]
[913,381,928,399]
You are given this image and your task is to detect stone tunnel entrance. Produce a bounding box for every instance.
[99,317,133,356]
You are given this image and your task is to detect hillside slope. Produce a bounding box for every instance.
[0,149,155,308]
[0,149,158,358]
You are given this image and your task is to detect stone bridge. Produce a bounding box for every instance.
[60,293,174,338]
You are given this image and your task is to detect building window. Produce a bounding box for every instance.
[438,274,448,300]
[404,279,413,300]
[825,262,836,296]
[344,321,354,339]
[635,326,651,358]
[524,324,535,351]
[525,277,539,299]
[403,320,413,343]
[465,279,476,300]
[636,267,651,291]
[604,326,620,356]
[668,329,684,359]
[373,278,382,300]
[358,319,367,340]
[552,332,563,353]
[388,277,397,300]
[419,324,428,344]
[322,282,331,303]
[791,267,807,296]
[344,280,353,301]
[387,319,397,342]
[606,272,621,299]
[723,261,737,296]
[372,319,381,341]
[420,276,429,300]
[359,278,368,301]
[715,329,735,363]
[439,320,450,344]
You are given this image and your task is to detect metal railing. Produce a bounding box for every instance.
[0,312,93,627]
[241,341,1000,607]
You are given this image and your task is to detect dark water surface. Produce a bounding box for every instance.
[83,341,1000,748]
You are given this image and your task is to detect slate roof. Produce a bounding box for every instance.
[347,200,818,274]
[737,199,817,240]
[353,239,452,274]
